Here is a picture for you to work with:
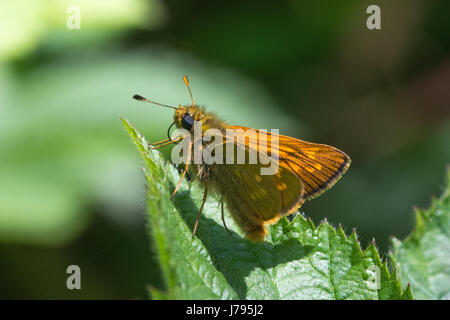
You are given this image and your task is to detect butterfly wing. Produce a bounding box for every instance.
[209,161,304,241]
[226,125,351,201]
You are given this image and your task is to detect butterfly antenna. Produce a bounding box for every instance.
[183,75,195,106]
[132,94,177,110]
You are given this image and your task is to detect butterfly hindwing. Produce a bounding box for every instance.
[209,161,303,242]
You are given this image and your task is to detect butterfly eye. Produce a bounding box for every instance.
[181,114,194,130]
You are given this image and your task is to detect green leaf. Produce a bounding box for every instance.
[122,116,238,300]
[391,169,450,300]
[122,117,412,300]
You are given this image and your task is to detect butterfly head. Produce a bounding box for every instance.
[133,76,218,135]
[174,105,204,132]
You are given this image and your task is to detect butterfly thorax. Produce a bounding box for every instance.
[173,105,230,185]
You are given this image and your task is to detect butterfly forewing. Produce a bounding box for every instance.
[227,125,351,201]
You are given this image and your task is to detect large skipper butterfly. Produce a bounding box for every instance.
[133,76,350,242]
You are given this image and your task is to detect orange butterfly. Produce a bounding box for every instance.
[133,76,350,241]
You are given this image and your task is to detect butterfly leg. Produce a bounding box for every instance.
[192,182,208,239]
[149,138,171,146]
[221,202,232,235]
[150,141,175,150]
[171,139,193,200]
[149,136,186,150]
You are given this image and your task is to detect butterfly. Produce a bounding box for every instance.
[133,76,350,241]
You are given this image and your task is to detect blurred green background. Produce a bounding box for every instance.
[0,0,449,299]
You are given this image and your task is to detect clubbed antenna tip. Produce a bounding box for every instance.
[133,94,146,101]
